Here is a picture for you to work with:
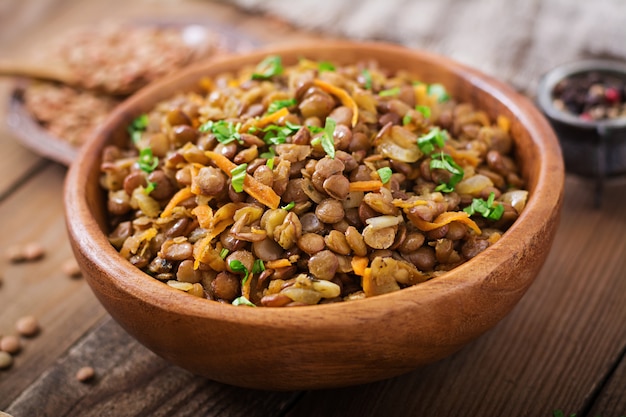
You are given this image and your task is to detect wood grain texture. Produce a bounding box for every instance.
[0,163,107,410]
[6,318,300,417]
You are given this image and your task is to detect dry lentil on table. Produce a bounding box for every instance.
[101,56,528,307]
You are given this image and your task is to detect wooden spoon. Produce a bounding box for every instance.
[0,59,86,91]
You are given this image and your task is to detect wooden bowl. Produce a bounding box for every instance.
[64,41,564,390]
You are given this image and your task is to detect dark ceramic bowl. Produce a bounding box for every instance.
[537,59,626,178]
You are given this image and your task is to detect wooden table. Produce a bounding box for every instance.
[1,1,625,416]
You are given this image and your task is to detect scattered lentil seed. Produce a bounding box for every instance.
[5,242,45,263]
[23,243,45,261]
[6,245,26,263]
[0,335,21,354]
[0,351,13,369]
[15,316,39,337]
[76,366,95,382]
[62,258,82,278]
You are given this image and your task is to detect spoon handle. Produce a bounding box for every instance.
[0,59,76,86]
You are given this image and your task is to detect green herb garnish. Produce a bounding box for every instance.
[138,147,159,173]
[402,114,412,125]
[251,55,283,80]
[377,167,393,184]
[318,61,336,72]
[219,248,229,259]
[281,201,296,211]
[362,69,373,90]
[261,121,301,146]
[144,181,157,195]
[128,114,149,144]
[229,259,249,285]
[252,259,265,274]
[310,117,337,158]
[379,87,401,97]
[267,98,297,114]
[463,192,504,220]
[430,152,464,193]
[260,147,276,160]
[230,163,248,193]
[199,120,242,144]
[232,296,256,307]
[266,157,275,170]
[415,105,431,119]
[417,127,447,155]
[427,83,450,103]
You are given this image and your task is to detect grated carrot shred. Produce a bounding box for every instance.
[392,198,428,209]
[410,211,481,235]
[361,267,373,296]
[349,180,384,192]
[444,145,481,167]
[204,151,281,209]
[265,259,292,270]
[250,107,289,130]
[351,256,369,276]
[497,115,511,133]
[312,79,359,127]
[160,187,194,218]
[191,205,213,229]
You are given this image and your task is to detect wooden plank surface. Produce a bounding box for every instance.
[0,0,625,416]
[0,163,108,410]
[5,319,300,417]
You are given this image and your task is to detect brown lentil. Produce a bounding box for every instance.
[15,316,39,337]
[76,366,96,382]
[0,351,13,370]
[62,257,82,278]
[0,335,21,354]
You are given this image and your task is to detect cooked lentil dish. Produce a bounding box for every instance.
[101,56,529,307]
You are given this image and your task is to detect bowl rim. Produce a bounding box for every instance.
[64,40,564,327]
[536,58,626,130]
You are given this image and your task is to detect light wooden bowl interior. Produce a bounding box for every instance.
[64,41,564,390]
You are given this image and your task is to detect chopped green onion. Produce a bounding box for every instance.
[417,127,447,155]
[322,117,337,158]
[260,147,276,160]
[427,83,450,103]
[415,105,431,119]
[318,61,336,72]
[229,259,249,285]
[199,120,241,144]
[379,87,401,97]
[307,125,324,134]
[252,259,265,274]
[362,69,372,90]
[138,147,159,173]
[266,157,275,170]
[232,296,256,307]
[402,113,413,125]
[230,163,248,193]
[251,55,283,80]
[219,248,229,259]
[267,98,297,114]
[128,114,149,144]
[281,201,296,210]
[143,181,157,195]
[463,192,504,220]
[261,121,301,146]
[377,167,393,184]
[310,117,336,158]
[430,152,464,193]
